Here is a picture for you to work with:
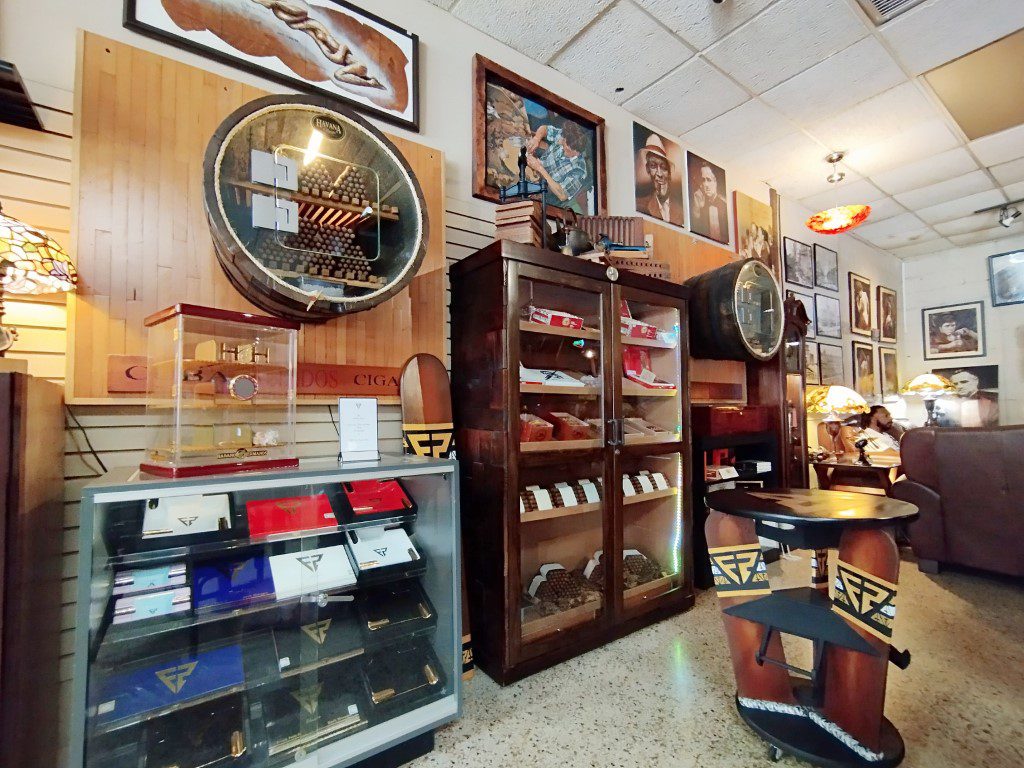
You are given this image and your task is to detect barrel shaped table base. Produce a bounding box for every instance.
[737,696,905,768]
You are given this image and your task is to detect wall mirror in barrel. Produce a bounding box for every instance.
[204,95,427,322]
[685,259,784,361]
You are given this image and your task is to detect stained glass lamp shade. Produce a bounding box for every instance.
[901,373,954,426]
[0,202,78,354]
[806,385,869,454]
[806,204,872,235]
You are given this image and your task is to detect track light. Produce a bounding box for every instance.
[998,206,1021,228]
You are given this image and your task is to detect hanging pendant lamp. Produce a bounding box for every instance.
[806,152,871,235]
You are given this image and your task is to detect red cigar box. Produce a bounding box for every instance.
[544,411,596,441]
[622,347,674,389]
[246,493,337,537]
[520,413,554,442]
[530,307,584,330]
[343,479,415,520]
[619,300,658,339]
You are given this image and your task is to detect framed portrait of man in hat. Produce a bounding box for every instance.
[633,123,685,228]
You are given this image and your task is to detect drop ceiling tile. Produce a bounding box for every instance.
[933,212,1003,237]
[1004,181,1024,200]
[703,0,867,93]
[892,238,954,260]
[551,1,693,104]
[760,37,906,125]
[799,178,882,213]
[633,0,775,51]
[453,0,614,63]
[864,197,907,223]
[893,170,995,210]
[681,99,795,160]
[853,212,934,250]
[731,131,829,187]
[842,119,961,177]
[426,0,458,8]
[969,123,1024,167]
[624,57,749,134]
[915,189,1007,224]
[807,82,939,151]
[948,225,1024,247]
[880,0,1024,75]
[870,148,980,195]
[990,157,1024,187]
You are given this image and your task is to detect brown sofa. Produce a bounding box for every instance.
[892,426,1024,576]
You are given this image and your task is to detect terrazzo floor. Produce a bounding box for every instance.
[413,552,1024,768]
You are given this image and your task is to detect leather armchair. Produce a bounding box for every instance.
[892,426,1024,576]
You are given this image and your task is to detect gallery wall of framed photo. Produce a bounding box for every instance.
[901,233,1024,427]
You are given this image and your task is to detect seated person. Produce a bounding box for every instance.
[856,405,905,453]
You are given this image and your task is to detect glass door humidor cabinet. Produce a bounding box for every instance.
[451,240,694,684]
[69,456,460,768]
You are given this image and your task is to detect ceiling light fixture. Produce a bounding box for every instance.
[974,197,1024,229]
[998,206,1021,228]
[805,151,871,235]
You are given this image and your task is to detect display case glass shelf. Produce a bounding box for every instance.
[70,456,460,768]
[452,240,694,684]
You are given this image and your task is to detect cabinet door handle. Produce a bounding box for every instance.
[607,418,623,447]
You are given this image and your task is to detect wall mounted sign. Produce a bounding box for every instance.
[124,0,419,130]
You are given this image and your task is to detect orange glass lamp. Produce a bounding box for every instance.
[0,201,78,356]
[806,384,869,454]
[806,152,871,235]
[901,373,954,427]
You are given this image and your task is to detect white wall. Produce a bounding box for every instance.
[902,234,1024,426]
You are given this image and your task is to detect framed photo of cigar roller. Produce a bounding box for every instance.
[123,0,420,130]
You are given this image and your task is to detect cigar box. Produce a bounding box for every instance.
[520,413,554,442]
[141,493,231,539]
[623,549,664,588]
[543,411,596,441]
[192,554,276,614]
[269,544,357,599]
[357,580,437,640]
[262,662,368,757]
[112,587,192,624]
[92,644,245,725]
[520,485,554,515]
[519,364,585,388]
[272,602,364,674]
[622,347,674,389]
[113,563,188,596]
[345,526,420,574]
[528,307,584,330]
[145,693,249,768]
[341,479,416,522]
[620,316,659,340]
[362,637,446,711]
[623,417,671,436]
[245,492,338,537]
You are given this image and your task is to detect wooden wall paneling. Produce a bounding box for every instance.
[68,34,445,402]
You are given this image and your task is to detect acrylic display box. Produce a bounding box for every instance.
[141,304,299,478]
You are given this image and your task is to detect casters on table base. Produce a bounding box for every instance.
[769,745,784,762]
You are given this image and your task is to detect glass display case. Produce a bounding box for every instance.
[69,456,460,768]
[142,304,299,478]
[451,240,694,684]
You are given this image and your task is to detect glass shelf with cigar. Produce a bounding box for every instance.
[619,298,684,444]
[71,458,460,768]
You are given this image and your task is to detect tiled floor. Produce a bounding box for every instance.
[414,552,1024,768]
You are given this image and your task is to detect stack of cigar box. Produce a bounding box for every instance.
[495,201,544,247]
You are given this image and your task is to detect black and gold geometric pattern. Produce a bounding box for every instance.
[832,559,897,642]
[708,543,771,597]
[403,422,454,458]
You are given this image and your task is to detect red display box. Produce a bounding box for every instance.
[246,493,337,537]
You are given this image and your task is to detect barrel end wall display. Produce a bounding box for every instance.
[204,94,428,323]
[685,258,784,362]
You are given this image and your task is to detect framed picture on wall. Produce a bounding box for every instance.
[988,249,1024,306]
[686,152,730,244]
[931,365,1000,427]
[814,294,841,338]
[734,191,779,278]
[633,124,685,227]
[877,285,898,343]
[783,237,813,287]
[852,340,875,397]
[123,0,420,130]
[922,301,986,360]
[790,290,816,339]
[813,244,839,291]
[818,343,844,386]
[878,347,899,398]
[849,272,872,336]
[473,55,606,217]
[806,343,821,386]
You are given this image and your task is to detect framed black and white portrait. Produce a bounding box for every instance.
[877,285,897,343]
[818,343,844,386]
[813,244,838,291]
[988,249,1024,307]
[922,301,986,360]
[686,152,729,244]
[849,272,872,337]
[790,290,815,339]
[783,237,813,288]
[806,343,821,386]
[814,294,841,338]
[931,365,999,427]
[878,347,898,398]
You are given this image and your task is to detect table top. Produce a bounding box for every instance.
[706,488,918,528]
[810,454,901,469]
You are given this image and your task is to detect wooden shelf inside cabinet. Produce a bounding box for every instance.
[624,432,681,446]
[520,321,601,341]
[623,487,678,506]
[520,383,600,396]
[521,500,601,523]
[227,179,400,222]
[520,438,603,453]
[621,335,677,350]
[272,268,381,290]
[622,382,678,398]
[521,598,602,644]
[623,574,676,608]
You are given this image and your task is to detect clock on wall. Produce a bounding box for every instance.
[685,258,784,362]
[204,94,427,322]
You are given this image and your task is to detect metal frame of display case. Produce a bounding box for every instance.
[68,456,460,768]
[451,240,695,684]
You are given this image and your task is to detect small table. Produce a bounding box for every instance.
[705,489,917,767]
[812,455,902,496]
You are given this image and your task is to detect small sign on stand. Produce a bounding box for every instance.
[337,397,380,463]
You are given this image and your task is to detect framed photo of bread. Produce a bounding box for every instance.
[783,237,813,288]
[852,340,875,397]
[473,55,606,217]
[849,272,872,336]
[878,347,898,398]
[686,152,729,244]
[818,342,844,386]
[922,301,986,360]
[124,0,420,130]
[813,244,839,291]
[877,285,897,343]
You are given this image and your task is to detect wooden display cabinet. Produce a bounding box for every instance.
[451,241,694,684]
